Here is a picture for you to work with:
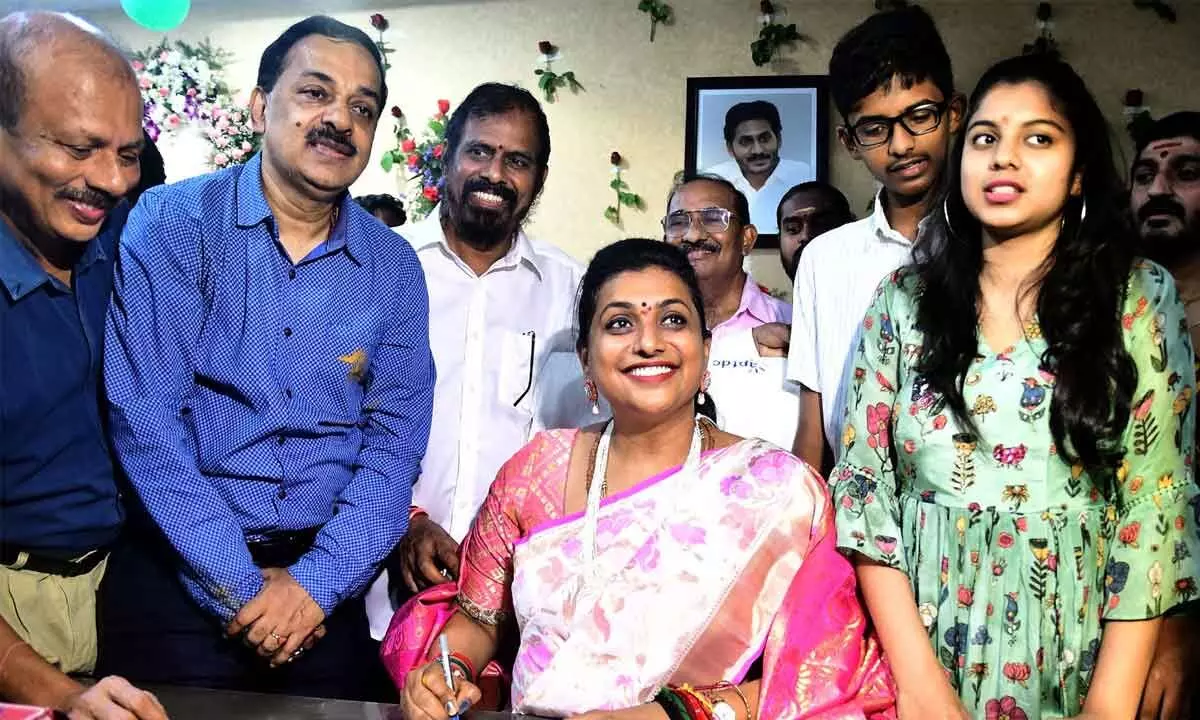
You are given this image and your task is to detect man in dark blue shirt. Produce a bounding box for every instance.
[99,15,435,700]
[0,11,164,720]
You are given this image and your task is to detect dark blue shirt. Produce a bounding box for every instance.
[1,205,128,556]
[105,154,435,619]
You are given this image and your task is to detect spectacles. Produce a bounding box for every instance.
[662,207,734,238]
[846,102,948,149]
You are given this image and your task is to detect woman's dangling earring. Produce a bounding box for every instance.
[697,370,710,405]
[584,379,600,415]
[1079,196,1087,223]
[943,198,957,238]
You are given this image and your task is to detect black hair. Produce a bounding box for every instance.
[129,129,165,205]
[256,15,387,108]
[443,83,551,193]
[576,238,716,421]
[723,101,782,144]
[0,12,131,131]
[355,192,406,222]
[828,5,954,120]
[775,181,854,229]
[667,173,751,227]
[1133,111,1200,161]
[915,54,1136,477]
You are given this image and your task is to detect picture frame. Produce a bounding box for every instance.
[684,75,830,248]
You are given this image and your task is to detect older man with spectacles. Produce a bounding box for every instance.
[662,174,797,449]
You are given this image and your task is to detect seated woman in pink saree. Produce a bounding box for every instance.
[384,237,896,720]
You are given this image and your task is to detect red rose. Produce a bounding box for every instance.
[437,98,451,114]
[401,138,416,152]
[933,415,947,430]
[1016,517,1028,532]
[423,185,439,202]
[610,151,622,165]
[1125,89,1144,107]
[390,106,403,118]
[1003,662,1032,684]
[370,13,388,31]
[406,153,420,168]
[957,586,974,607]
[997,532,1014,549]
[538,41,556,55]
[1119,522,1141,545]
[432,143,444,159]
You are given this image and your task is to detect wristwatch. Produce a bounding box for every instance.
[711,700,737,720]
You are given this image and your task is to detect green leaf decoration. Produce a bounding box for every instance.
[751,22,804,66]
[380,152,394,172]
[604,206,620,223]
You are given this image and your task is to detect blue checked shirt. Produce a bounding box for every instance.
[105,154,435,620]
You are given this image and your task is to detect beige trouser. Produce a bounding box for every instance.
[0,553,107,674]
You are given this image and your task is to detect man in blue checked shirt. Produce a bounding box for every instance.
[98,15,435,700]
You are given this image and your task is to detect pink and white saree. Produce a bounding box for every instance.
[382,429,895,719]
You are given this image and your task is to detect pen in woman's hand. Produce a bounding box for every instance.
[438,634,460,719]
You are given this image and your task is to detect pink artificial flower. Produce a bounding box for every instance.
[187,87,198,97]
[159,51,170,62]
[131,60,144,71]
[166,114,181,128]
[139,76,152,90]
[231,148,245,161]
[214,152,229,166]
[158,87,170,97]
[241,141,253,152]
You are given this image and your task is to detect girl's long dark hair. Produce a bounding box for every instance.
[914,54,1136,474]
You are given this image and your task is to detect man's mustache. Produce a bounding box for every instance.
[306,125,357,156]
[680,239,721,254]
[462,178,518,209]
[746,153,773,163]
[59,186,118,212]
[1137,196,1185,224]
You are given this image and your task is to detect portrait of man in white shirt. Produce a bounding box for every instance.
[704,99,814,234]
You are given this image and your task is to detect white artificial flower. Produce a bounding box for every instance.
[918,603,937,628]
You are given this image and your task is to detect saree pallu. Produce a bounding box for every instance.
[382,430,895,718]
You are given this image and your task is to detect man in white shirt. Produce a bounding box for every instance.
[704,100,813,234]
[786,6,962,472]
[366,83,591,639]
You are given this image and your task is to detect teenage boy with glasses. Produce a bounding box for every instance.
[786,5,963,472]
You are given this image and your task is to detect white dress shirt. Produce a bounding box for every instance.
[705,157,814,234]
[367,212,590,639]
[786,192,914,458]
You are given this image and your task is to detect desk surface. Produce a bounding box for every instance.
[149,685,548,720]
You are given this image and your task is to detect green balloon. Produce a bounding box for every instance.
[122,0,191,32]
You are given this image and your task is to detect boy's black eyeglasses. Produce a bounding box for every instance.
[845,101,948,149]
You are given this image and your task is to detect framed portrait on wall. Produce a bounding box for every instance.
[684,75,829,246]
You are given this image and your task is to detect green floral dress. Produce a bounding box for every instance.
[831,261,1200,719]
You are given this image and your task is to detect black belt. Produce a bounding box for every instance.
[245,527,320,568]
[0,545,107,577]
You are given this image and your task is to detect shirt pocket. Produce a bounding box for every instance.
[497,330,537,414]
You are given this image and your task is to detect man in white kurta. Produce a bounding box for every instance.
[366,83,594,639]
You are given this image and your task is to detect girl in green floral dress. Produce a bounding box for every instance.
[831,55,1200,720]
